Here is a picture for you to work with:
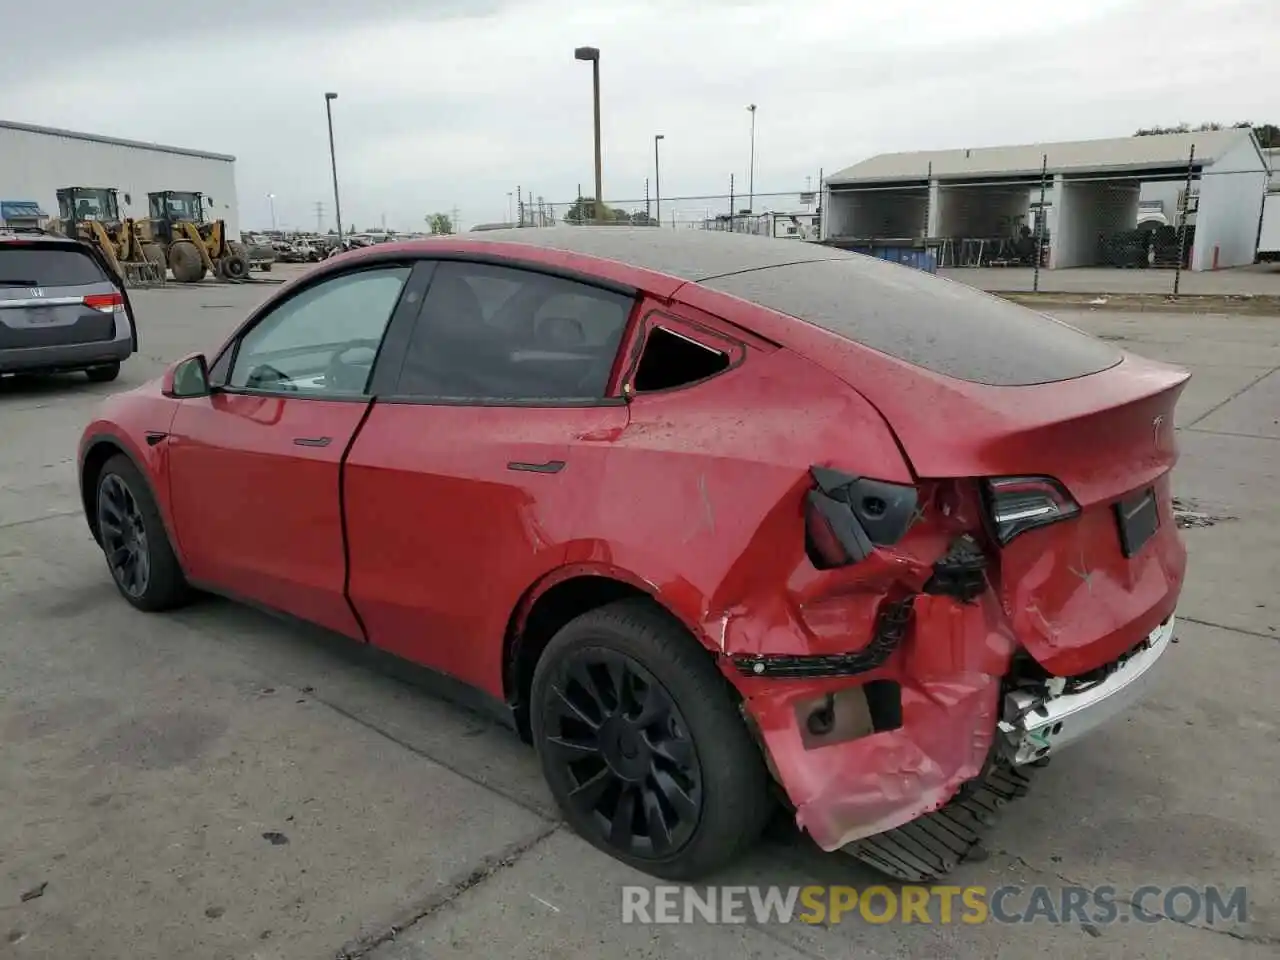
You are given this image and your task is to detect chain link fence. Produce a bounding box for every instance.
[503,189,822,239]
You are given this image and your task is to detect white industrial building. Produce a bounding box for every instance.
[822,129,1268,272]
[0,119,239,234]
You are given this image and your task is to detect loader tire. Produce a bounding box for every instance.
[142,243,167,278]
[169,241,206,283]
[221,243,250,280]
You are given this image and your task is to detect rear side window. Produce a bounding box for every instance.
[0,245,108,288]
[703,258,1122,386]
[394,261,632,401]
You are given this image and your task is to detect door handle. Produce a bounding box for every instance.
[507,460,565,474]
[293,436,332,447]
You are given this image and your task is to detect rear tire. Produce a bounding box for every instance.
[94,454,192,611]
[169,241,205,283]
[530,598,773,880]
[86,362,121,383]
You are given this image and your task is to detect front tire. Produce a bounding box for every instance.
[531,599,772,880]
[95,454,192,611]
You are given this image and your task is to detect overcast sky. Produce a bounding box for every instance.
[2,0,1275,231]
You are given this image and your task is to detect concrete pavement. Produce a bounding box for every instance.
[1,266,1275,958]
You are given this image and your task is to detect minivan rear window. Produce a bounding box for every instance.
[0,245,109,288]
[702,257,1122,387]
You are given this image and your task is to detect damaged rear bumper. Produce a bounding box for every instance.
[997,615,1175,766]
[733,598,1176,854]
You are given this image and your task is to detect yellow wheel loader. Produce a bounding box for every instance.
[47,187,163,285]
[142,191,249,283]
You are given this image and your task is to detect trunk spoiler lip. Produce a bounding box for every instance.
[807,345,1190,480]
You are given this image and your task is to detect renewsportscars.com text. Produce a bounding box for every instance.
[621,884,1249,926]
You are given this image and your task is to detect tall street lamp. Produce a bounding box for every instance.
[574,46,603,223]
[324,92,344,243]
[653,134,664,226]
[267,193,276,231]
[747,103,757,215]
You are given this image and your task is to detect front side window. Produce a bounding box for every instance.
[228,266,409,395]
[394,261,632,401]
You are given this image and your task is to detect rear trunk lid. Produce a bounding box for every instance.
[697,256,1189,675]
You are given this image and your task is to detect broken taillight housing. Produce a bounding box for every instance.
[983,475,1080,545]
[83,292,124,314]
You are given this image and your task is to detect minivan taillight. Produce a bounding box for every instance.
[983,476,1080,545]
[83,292,124,314]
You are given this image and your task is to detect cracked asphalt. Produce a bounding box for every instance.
[1,265,1276,958]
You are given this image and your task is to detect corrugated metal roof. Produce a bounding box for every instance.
[827,129,1257,186]
[0,119,235,163]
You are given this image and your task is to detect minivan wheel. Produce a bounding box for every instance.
[95,454,192,611]
[86,362,121,383]
[531,599,772,880]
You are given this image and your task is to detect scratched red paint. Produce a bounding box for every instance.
[78,235,1190,858]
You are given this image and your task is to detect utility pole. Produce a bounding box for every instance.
[645,177,650,221]
[314,201,324,234]
[324,92,343,243]
[728,173,735,229]
[451,206,460,234]
[654,134,664,226]
[746,104,757,215]
[574,46,604,223]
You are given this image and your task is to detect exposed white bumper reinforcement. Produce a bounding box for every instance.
[999,616,1176,766]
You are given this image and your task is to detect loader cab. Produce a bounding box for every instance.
[56,187,121,229]
[147,191,206,245]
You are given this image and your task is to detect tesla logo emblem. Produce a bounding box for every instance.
[29,287,44,298]
[1152,415,1165,449]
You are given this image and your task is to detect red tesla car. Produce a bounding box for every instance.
[78,229,1187,880]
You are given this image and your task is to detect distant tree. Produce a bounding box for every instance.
[563,197,629,223]
[427,212,454,235]
[1135,121,1278,147]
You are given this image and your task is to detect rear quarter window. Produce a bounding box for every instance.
[702,257,1122,386]
[0,245,109,288]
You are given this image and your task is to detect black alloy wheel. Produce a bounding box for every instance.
[97,472,151,598]
[543,648,703,859]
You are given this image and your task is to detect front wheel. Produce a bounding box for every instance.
[95,454,192,611]
[531,599,772,880]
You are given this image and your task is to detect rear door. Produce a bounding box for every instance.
[344,259,635,695]
[0,241,129,357]
[167,261,423,637]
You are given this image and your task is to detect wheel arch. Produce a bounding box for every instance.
[502,563,718,740]
[79,433,180,561]
[80,435,136,544]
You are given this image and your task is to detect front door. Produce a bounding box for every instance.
[345,258,636,695]
[167,263,415,637]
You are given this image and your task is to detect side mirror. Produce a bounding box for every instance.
[163,353,211,398]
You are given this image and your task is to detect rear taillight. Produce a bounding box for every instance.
[983,475,1079,545]
[83,292,124,314]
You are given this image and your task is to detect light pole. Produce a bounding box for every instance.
[747,103,757,215]
[574,46,603,223]
[267,193,276,231]
[324,92,343,243]
[507,191,514,224]
[654,134,664,226]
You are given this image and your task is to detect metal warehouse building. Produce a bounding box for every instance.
[822,129,1268,272]
[0,119,239,235]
